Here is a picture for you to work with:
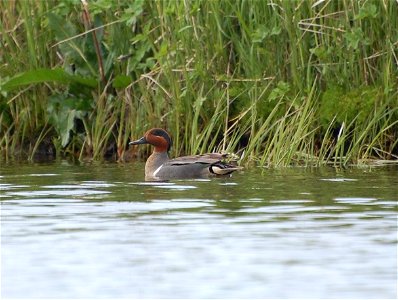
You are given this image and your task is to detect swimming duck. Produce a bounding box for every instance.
[129,128,241,180]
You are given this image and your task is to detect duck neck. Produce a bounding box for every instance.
[145,151,169,178]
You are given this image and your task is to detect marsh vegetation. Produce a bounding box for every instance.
[1,0,397,165]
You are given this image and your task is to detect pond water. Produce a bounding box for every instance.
[1,161,397,298]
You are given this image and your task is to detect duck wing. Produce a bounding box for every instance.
[166,153,241,176]
[167,153,228,165]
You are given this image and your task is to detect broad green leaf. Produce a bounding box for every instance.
[47,94,89,148]
[345,28,370,50]
[1,68,97,92]
[355,3,377,20]
[269,81,290,101]
[113,75,132,89]
[252,25,269,43]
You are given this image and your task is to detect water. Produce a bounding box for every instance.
[1,161,397,298]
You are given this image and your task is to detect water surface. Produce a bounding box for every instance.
[1,161,397,298]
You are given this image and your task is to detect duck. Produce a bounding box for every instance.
[129,128,241,181]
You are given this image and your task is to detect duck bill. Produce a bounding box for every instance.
[129,136,147,146]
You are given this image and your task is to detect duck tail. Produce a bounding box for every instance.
[210,163,243,175]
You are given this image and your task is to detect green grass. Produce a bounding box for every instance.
[1,0,397,166]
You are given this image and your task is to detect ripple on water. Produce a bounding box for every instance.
[155,185,197,191]
[122,199,213,211]
[130,182,197,191]
[320,178,358,182]
[6,189,111,197]
[81,181,116,188]
[334,197,377,204]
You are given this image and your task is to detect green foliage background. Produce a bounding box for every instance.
[1,0,397,165]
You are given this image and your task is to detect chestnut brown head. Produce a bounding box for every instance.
[129,128,172,153]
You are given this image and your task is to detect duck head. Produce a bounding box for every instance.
[129,128,172,153]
